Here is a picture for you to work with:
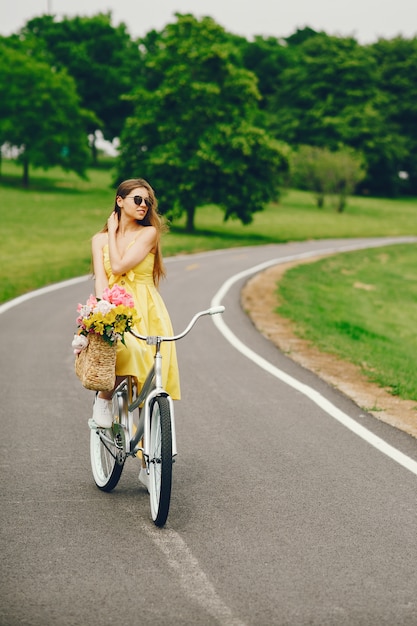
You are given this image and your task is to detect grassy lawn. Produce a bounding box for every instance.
[1,158,416,303]
[1,159,417,404]
[277,244,417,402]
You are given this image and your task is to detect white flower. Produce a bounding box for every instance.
[79,304,92,318]
[72,334,89,354]
[95,300,115,315]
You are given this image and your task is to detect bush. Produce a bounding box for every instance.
[291,145,366,211]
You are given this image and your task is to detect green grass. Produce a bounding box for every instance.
[1,159,416,303]
[2,159,417,404]
[277,244,417,402]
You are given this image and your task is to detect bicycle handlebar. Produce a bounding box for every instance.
[129,305,225,344]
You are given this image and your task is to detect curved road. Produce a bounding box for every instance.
[1,237,417,626]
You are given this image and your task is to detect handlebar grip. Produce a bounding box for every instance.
[208,306,225,315]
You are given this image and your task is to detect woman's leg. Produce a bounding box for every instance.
[97,376,125,401]
[92,377,125,427]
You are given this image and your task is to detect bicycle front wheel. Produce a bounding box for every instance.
[148,396,173,527]
[90,424,124,492]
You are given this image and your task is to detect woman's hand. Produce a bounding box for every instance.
[107,211,119,235]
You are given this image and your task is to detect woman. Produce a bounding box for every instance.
[91,178,181,429]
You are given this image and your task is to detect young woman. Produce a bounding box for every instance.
[91,178,181,429]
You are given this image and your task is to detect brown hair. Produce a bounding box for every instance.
[103,178,167,286]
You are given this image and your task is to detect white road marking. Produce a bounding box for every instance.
[211,241,417,477]
[141,523,247,626]
[2,238,416,618]
[0,275,90,315]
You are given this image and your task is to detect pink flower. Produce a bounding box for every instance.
[86,295,98,308]
[74,287,137,347]
[102,285,134,308]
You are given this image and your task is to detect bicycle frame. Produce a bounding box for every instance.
[124,305,225,463]
[89,305,225,525]
[113,357,177,465]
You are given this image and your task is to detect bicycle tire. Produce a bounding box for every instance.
[148,395,172,527]
[90,398,125,492]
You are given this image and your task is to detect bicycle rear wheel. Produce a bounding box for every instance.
[90,423,125,491]
[148,395,172,527]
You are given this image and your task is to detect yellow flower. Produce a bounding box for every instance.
[113,319,127,334]
[76,288,138,345]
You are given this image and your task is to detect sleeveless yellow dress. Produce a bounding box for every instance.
[103,245,181,400]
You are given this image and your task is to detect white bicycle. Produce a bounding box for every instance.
[89,305,225,527]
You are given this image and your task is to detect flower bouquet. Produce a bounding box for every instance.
[73,285,138,392]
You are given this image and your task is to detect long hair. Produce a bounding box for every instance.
[103,178,167,286]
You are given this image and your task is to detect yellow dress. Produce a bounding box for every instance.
[103,245,181,400]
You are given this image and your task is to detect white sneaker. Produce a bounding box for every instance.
[92,396,113,429]
[139,467,150,492]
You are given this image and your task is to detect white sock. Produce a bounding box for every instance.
[96,396,111,406]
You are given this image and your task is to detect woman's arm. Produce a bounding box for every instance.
[92,232,109,298]
[107,213,157,276]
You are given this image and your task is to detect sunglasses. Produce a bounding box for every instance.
[125,195,152,209]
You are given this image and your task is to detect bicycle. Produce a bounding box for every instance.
[88,305,225,527]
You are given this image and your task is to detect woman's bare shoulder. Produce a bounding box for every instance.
[139,225,157,244]
[92,231,108,249]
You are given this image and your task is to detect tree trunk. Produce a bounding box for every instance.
[22,156,29,188]
[337,193,346,212]
[316,193,325,208]
[185,204,196,233]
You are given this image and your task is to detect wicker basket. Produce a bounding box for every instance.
[75,333,116,392]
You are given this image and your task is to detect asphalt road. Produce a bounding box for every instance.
[1,237,417,626]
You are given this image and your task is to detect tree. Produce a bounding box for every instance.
[0,40,92,186]
[291,146,332,208]
[252,32,404,196]
[370,37,417,194]
[291,145,366,211]
[328,149,367,211]
[272,34,381,145]
[16,13,141,159]
[240,35,296,133]
[285,27,322,46]
[117,14,289,232]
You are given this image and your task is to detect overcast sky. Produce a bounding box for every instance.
[1,0,416,43]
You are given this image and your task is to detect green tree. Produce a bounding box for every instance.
[370,37,417,194]
[117,14,289,232]
[240,35,296,133]
[328,149,367,211]
[0,40,92,186]
[291,146,332,208]
[253,32,404,196]
[16,13,141,159]
[291,145,366,211]
[272,34,380,145]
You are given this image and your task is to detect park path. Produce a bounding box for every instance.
[1,237,417,626]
